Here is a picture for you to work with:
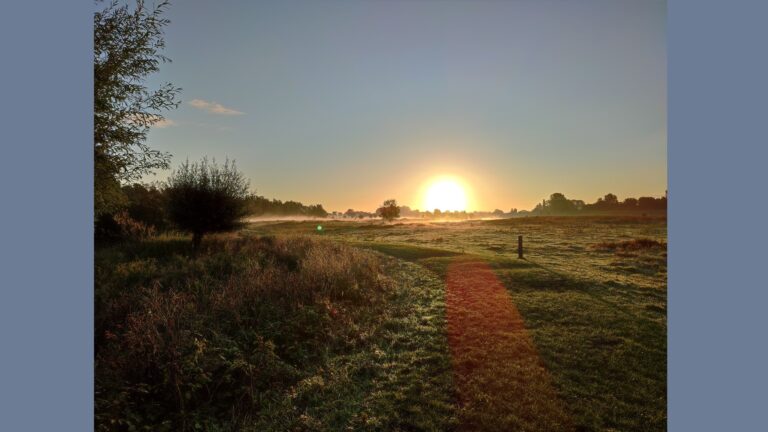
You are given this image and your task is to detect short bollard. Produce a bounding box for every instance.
[518,235,523,259]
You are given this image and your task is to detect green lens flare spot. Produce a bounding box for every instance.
[317,225,323,231]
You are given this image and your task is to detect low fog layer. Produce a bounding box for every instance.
[244,215,507,223]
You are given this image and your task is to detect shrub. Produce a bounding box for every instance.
[122,183,171,231]
[95,211,156,244]
[165,158,250,250]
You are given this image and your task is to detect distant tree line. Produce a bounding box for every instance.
[328,205,520,221]
[330,192,666,222]
[530,192,667,216]
[326,209,379,219]
[390,205,522,220]
[245,196,328,218]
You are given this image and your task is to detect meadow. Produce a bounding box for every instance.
[96,216,666,431]
[246,216,667,431]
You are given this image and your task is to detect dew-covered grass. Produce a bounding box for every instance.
[95,234,456,431]
[247,216,667,431]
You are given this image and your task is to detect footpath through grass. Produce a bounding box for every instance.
[445,258,574,432]
[326,226,667,432]
[95,234,456,431]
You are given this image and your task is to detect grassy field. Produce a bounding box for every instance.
[245,216,667,431]
[96,216,666,431]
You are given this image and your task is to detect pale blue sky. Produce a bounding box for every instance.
[144,0,666,212]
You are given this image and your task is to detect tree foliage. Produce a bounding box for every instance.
[94,0,181,217]
[548,193,577,214]
[245,195,328,217]
[377,199,401,222]
[165,159,250,249]
[532,192,667,215]
[122,183,170,231]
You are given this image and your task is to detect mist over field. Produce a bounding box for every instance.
[245,215,509,223]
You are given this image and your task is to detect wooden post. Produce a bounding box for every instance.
[518,235,523,259]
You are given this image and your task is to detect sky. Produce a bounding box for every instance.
[143,0,667,212]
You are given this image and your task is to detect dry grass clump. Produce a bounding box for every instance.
[592,238,666,252]
[95,235,394,431]
[95,210,157,243]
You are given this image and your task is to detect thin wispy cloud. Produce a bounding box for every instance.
[189,99,245,115]
[154,118,177,128]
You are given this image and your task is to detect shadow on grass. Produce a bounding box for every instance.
[487,260,667,432]
[505,259,645,319]
[98,232,291,263]
[96,236,194,262]
[352,242,461,262]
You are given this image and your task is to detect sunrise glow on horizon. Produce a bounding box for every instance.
[422,177,470,212]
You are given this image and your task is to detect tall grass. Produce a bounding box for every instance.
[95,234,454,431]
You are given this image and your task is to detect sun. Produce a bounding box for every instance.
[423,177,469,212]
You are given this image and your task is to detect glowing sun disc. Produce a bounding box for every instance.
[424,178,468,212]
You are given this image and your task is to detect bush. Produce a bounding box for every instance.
[123,183,171,231]
[95,211,156,244]
[165,158,250,249]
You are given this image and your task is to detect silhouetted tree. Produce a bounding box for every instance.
[622,198,639,209]
[165,158,249,250]
[399,205,419,218]
[122,183,169,231]
[243,195,328,217]
[588,193,620,211]
[377,199,401,222]
[603,193,619,205]
[548,193,577,214]
[306,204,328,218]
[94,0,181,218]
[638,196,667,211]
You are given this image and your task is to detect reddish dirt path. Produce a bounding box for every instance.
[445,258,574,432]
